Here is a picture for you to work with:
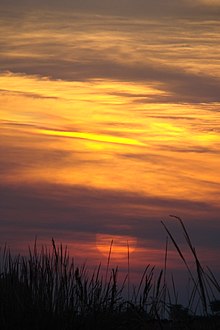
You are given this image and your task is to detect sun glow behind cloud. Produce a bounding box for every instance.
[0,7,220,283]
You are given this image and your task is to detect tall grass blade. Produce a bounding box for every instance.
[169,215,208,314]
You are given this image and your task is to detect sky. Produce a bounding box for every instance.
[0,0,220,293]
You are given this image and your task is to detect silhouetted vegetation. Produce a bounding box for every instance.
[0,216,220,329]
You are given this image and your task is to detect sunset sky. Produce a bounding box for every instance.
[0,0,220,289]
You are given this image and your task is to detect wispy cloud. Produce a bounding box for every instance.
[0,88,60,99]
[1,13,220,103]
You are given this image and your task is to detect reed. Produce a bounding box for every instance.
[0,217,220,329]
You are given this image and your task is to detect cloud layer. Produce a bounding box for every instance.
[1,11,220,103]
[1,0,220,18]
[0,1,220,286]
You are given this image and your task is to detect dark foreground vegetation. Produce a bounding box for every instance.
[1,216,220,329]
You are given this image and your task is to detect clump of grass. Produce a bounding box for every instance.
[0,239,139,329]
[0,217,220,329]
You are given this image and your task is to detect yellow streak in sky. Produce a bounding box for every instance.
[36,128,145,146]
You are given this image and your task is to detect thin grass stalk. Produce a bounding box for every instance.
[161,220,195,284]
[141,266,155,315]
[127,240,130,303]
[171,274,178,304]
[161,219,208,314]
[104,239,113,286]
[133,265,150,305]
[187,278,199,314]
[170,215,208,314]
[110,267,117,310]
[162,236,168,318]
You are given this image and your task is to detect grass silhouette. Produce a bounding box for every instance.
[0,217,220,329]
